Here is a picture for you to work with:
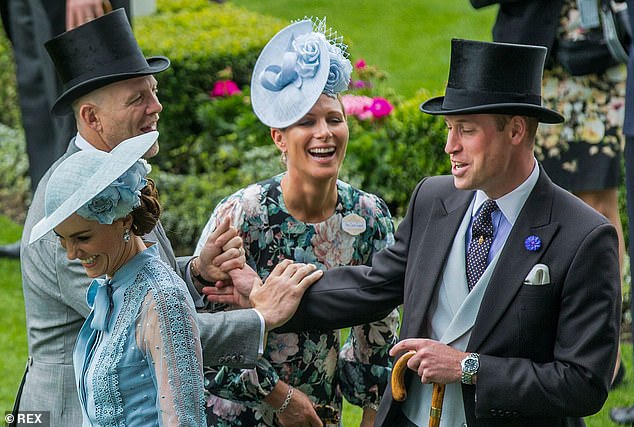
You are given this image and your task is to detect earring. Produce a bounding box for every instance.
[123,229,131,242]
[280,151,288,164]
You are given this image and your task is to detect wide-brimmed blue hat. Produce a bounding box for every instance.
[420,39,564,124]
[29,131,158,244]
[251,18,353,128]
[45,8,170,116]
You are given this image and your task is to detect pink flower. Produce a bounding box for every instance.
[352,80,368,89]
[268,333,300,363]
[210,80,241,97]
[341,94,374,120]
[355,59,367,69]
[369,97,393,118]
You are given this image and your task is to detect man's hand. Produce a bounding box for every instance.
[193,217,245,293]
[250,259,323,331]
[66,0,108,30]
[389,338,468,384]
[202,264,259,308]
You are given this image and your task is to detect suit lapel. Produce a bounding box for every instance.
[403,189,473,339]
[468,171,560,350]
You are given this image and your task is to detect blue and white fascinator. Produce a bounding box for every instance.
[29,131,158,244]
[251,17,353,128]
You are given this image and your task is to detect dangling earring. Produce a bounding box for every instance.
[280,151,288,164]
[123,229,131,242]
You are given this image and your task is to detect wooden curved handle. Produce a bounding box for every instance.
[102,0,113,13]
[391,350,446,427]
[391,350,416,401]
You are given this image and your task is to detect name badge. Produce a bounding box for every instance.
[341,213,366,236]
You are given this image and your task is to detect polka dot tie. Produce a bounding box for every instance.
[466,199,498,291]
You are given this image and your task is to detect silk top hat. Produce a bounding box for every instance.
[45,8,170,115]
[29,131,157,244]
[251,18,353,128]
[420,39,564,124]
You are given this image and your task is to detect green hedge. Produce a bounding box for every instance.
[0,124,29,221]
[0,27,20,129]
[135,1,286,172]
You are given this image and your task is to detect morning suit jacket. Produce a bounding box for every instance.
[19,140,262,426]
[470,0,563,55]
[283,169,621,426]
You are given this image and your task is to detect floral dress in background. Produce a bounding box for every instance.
[194,173,400,427]
[536,0,626,191]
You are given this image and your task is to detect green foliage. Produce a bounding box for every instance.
[0,124,30,221]
[342,92,449,217]
[153,142,283,255]
[134,2,285,171]
[0,28,20,129]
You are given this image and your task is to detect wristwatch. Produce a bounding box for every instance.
[460,352,480,385]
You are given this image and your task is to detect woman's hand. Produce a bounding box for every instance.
[265,382,323,427]
[193,217,245,293]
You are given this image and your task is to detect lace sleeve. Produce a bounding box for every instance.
[137,286,206,426]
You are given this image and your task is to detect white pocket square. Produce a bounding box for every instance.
[523,263,550,286]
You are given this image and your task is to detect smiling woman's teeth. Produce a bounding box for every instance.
[309,147,335,156]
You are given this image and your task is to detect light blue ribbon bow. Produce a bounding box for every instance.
[260,51,303,92]
[87,278,113,331]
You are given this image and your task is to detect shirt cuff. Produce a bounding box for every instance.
[252,308,266,356]
[185,259,206,308]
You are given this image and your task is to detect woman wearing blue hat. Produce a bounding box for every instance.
[195,18,399,427]
[29,132,208,426]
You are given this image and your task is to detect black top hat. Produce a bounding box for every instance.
[45,8,170,115]
[420,39,564,124]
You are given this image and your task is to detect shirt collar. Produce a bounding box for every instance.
[73,132,99,151]
[472,158,540,226]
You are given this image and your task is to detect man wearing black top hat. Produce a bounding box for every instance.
[0,0,130,259]
[15,10,318,426]
[275,38,622,426]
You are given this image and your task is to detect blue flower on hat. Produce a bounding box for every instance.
[77,160,151,224]
[524,235,542,252]
[294,33,322,80]
[324,44,352,95]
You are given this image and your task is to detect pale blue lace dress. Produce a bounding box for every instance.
[73,244,206,426]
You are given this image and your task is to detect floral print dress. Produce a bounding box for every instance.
[536,0,626,192]
[194,173,400,427]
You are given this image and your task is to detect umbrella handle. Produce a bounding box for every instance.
[391,350,446,427]
[102,0,112,13]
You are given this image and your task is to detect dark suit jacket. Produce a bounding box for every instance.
[625,0,634,135]
[471,0,563,58]
[284,170,621,426]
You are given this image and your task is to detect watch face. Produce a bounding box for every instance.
[464,358,478,373]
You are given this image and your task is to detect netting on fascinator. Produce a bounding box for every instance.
[251,17,353,128]
[296,16,352,96]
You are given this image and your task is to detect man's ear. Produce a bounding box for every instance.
[78,103,101,132]
[509,116,528,145]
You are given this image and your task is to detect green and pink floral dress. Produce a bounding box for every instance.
[195,173,400,426]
